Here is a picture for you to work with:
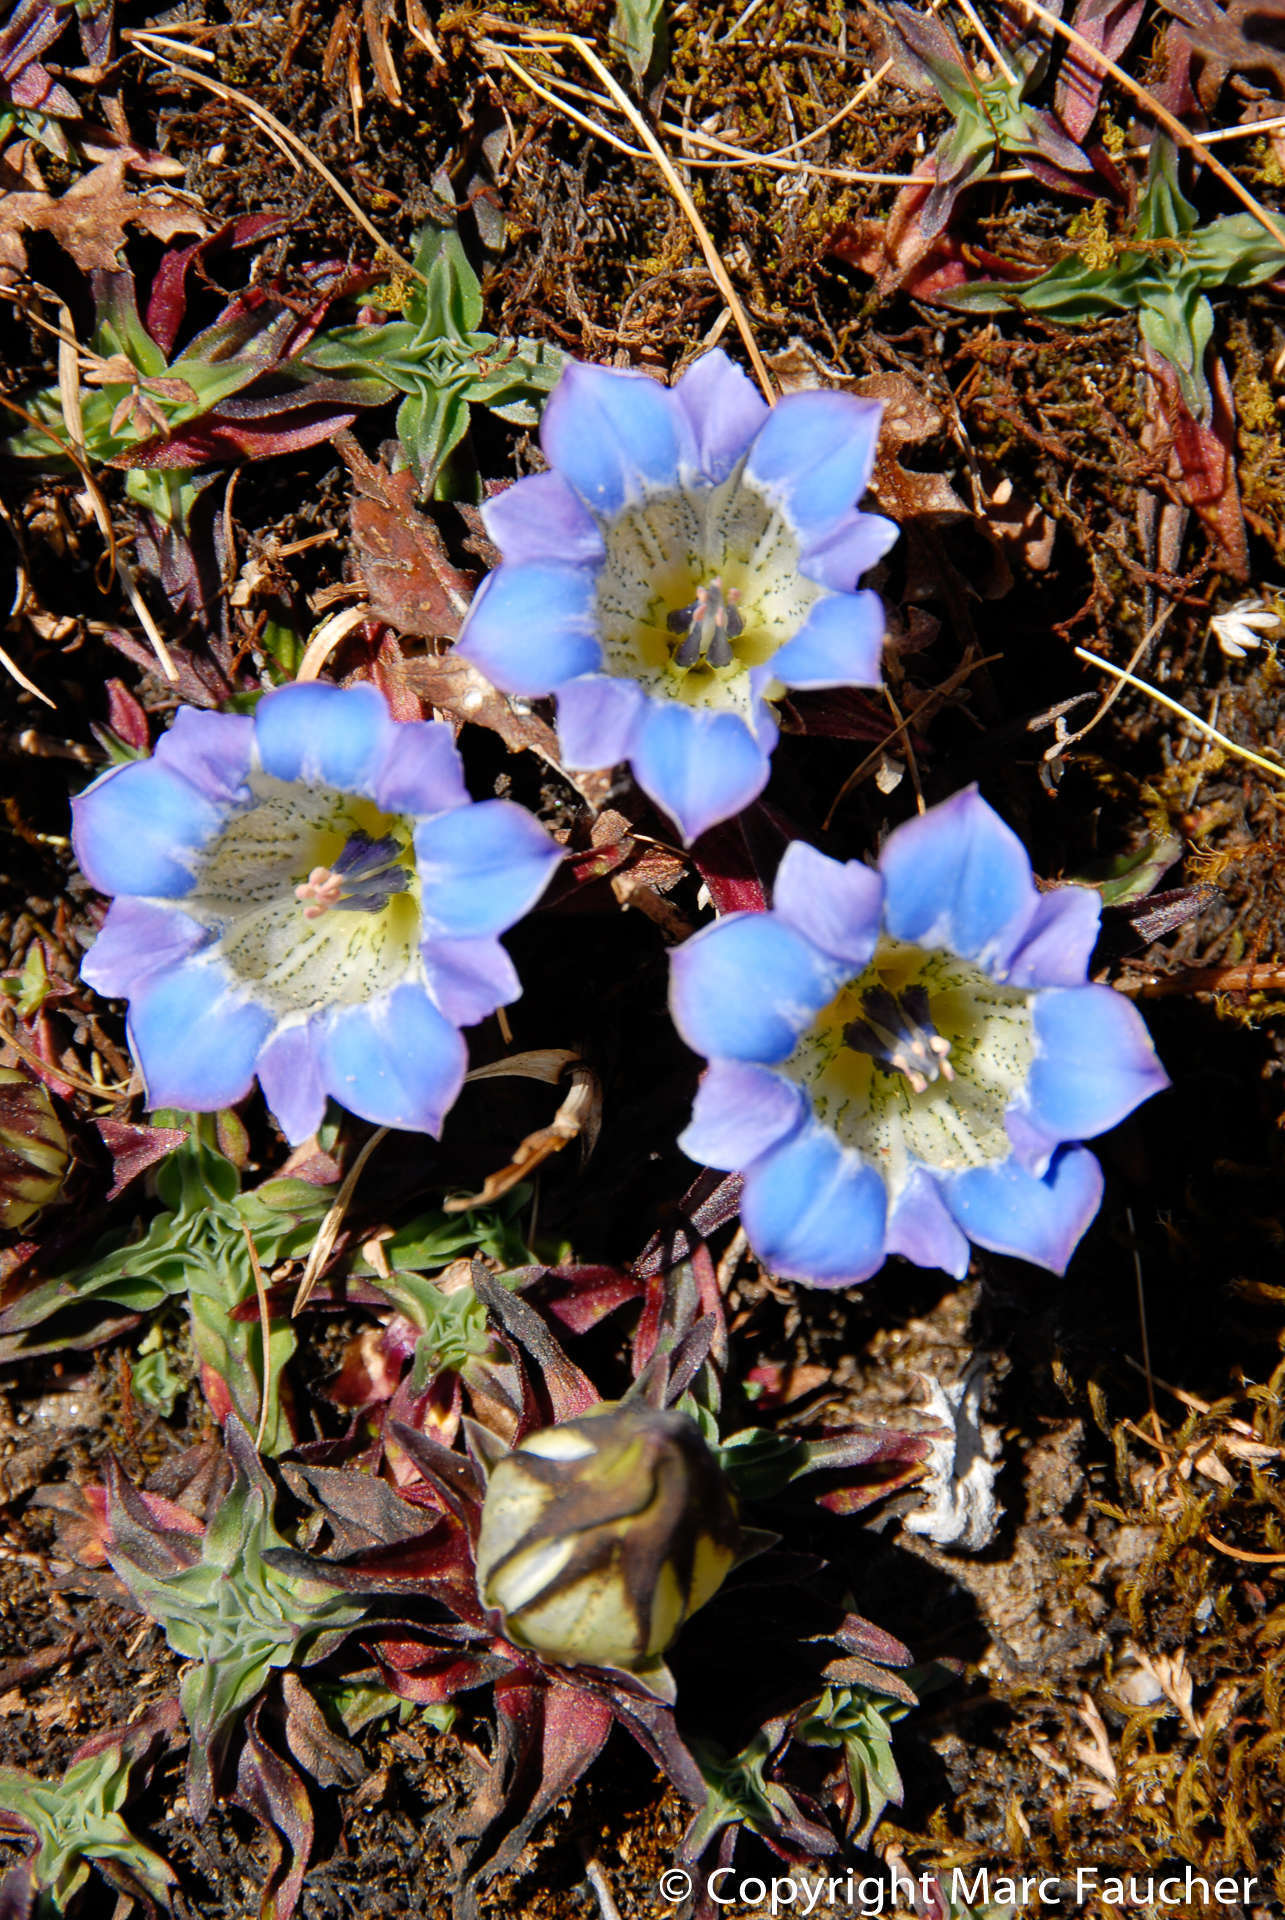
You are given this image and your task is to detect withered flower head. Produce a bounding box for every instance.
[474,1401,741,1694]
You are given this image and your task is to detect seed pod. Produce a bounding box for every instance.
[0,1068,70,1231]
[474,1402,741,1690]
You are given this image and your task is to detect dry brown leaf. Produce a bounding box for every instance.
[0,152,207,279]
[340,434,475,640]
[1131,1647,1201,1736]
[447,1056,602,1209]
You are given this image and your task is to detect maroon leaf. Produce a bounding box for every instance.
[234,1702,314,1920]
[95,1119,188,1200]
[691,813,767,914]
[471,1269,600,1425]
[1055,0,1146,138]
[531,1263,644,1334]
[633,1170,744,1281]
[145,214,292,356]
[102,678,151,754]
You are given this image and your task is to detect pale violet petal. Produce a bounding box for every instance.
[678,1059,809,1170]
[772,840,883,968]
[740,1121,888,1286]
[670,911,846,1063]
[126,957,273,1110]
[416,798,561,939]
[884,1168,972,1279]
[257,1022,328,1144]
[1025,985,1170,1143]
[73,760,226,899]
[556,674,647,769]
[540,361,692,515]
[154,709,254,807]
[800,513,901,591]
[630,701,769,845]
[879,786,1040,969]
[455,563,602,696]
[372,719,470,818]
[481,472,605,567]
[421,936,522,1026]
[673,350,769,482]
[745,390,884,541]
[81,900,209,1000]
[770,590,885,691]
[1001,886,1101,988]
[945,1145,1105,1274]
[254,682,394,795]
[319,984,467,1134]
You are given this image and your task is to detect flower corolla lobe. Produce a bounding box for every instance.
[457,351,898,842]
[474,1401,741,1694]
[670,788,1170,1285]
[73,683,561,1142]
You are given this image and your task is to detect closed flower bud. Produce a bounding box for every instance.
[0,1068,69,1231]
[474,1403,740,1691]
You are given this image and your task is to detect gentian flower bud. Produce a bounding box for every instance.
[0,1068,70,1230]
[474,1403,741,1694]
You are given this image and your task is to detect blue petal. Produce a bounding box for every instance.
[945,1145,1104,1273]
[154,709,254,807]
[1001,885,1101,988]
[1025,985,1170,1143]
[745,390,884,541]
[319,984,467,1134]
[421,936,522,1026]
[1003,1104,1062,1179]
[82,900,209,999]
[455,563,602,697]
[72,760,227,898]
[678,1060,809,1169]
[771,590,886,691]
[540,361,691,515]
[630,700,769,845]
[482,472,605,567]
[556,673,647,769]
[885,1169,972,1278]
[254,682,394,794]
[672,350,769,482]
[740,1121,888,1286]
[799,512,900,591]
[127,959,273,1110]
[772,840,883,967]
[257,1022,327,1144]
[670,911,846,1063]
[372,719,469,818]
[416,799,561,939]
[879,785,1039,968]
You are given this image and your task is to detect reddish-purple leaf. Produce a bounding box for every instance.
[95,1118,188,1200]
[234,1702,314,1920]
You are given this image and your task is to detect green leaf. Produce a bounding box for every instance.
[395,384,472,490]
[408,222,485,338]
[610,0,667,84]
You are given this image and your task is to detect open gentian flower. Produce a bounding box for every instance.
[455,350,897,842]
[670,788,1170,1283]
[73,684,561,1141]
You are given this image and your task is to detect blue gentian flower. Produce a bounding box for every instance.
[455,350,897,843]
[73,684,561,1141]
[669,788,1170,1284]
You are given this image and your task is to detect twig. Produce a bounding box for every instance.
[485,31,772,400]
[294,1127,389,1316]
[1126,1206,1162,1449]
[1073,648,1285,782]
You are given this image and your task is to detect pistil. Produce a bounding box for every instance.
[843,982,954,1095]
[294,830,410,920]
[666,576,743,670]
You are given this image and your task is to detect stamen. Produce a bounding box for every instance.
[843,981,954,1095]
[666,577,743,671]
[293,830,410,919]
